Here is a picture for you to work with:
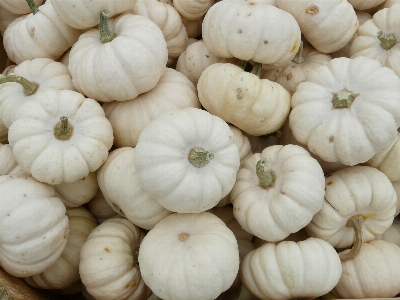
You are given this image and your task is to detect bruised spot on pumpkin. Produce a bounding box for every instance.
[327,181,333,186]
[105,247,111,252]
[329,136,334,143]
[264,40,268,44]
[237,29,242,33]
[306,4,319,14]
[290,39,299,53]
[237,88,243,99]
[248,1,255,5]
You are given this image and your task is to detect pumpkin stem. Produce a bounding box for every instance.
[398,127,400,133]
[256,158,276,188]
[0,75,39,96]
[240,60,248,70]
[25,0,40,14]
[250,62,263,79]
[54,116,73,141]
[292,41,305,64]
[332,90,356,108]
[188,147,214,168]
[377,31,397,50]
[100,11,116,43]
[338,214,365,262]
[0,287,11,300]
[134,247,140,266]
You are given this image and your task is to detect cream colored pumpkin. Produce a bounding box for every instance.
[262,43,332,95]
[0,58,76,129]
[231,144,325,242]
[241,238,342,300]
[332,240,400,298]
[176,39,236,85]
[173,0,214,20]
[0,175,69,277]
[68,13,168,102]
[277,0,358,53]
[348,0,386,10]
[134,108,240,213]
[51,0,133,29]
[182,17,203,38]
[289,56,400,166]
[8,89,114,185]
[103,68,200,148]
[0,0,43,15]
[306,166,397,250]
[87,190,120,224]
[0,143,26,175]
[130,0,188,60]
[23,207,97,289]
[198,63,291,136]
[253,228,311,249]
[54,172,99,207]
[98,147,172,230]
[203,1,301,68]
[79,218,151,300]
[350,5,400,78]
[3,1,82,64]
[139,212,239,300]
[376,218,400,247]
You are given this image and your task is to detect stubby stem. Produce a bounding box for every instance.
[292,41,305,64]
[0,75,38,96]
[240,60,248,70]
[188,147,214,168]
[26,0,40,14]
[256,158,276,188]
[100,11,116,43]
[54,116,73,141]
[0,287,11,300]
[377,31,397,50]
[251,62,263,79]
[332,90,356,108]
[339,214,365,262]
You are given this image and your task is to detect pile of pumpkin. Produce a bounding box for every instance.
[1,0,400,299]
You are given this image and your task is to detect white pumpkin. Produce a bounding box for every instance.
[348,0,386,10]
[203,0,301,68]
[0,143,26,175]
[173,0,214,20]
[103,68,200,148]
[241,238,342,299]
[289,56,400,166]
[68,13,168,102]
[375,218,400,247]
[98,147,172,230]
[3,1,82,64]
[181,16,203,38]
[0,175,69,277]
[306,166,397,254]
[277,0,358,53]
[332,240,400,298]
[0,0,43,15]
[8,89,114,185]
[86,190,120,224]
[134,108,240,213]
[350,5,400,78]
[79,218,151,300]
[231,144,325,242]
[51,0,133,29]
[197,63,291,136]
[0,58,76,129]
[138,212,239,300]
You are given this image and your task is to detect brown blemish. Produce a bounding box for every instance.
[237,29,242,33]
[306,5,319,14]
[327,181,333,186]
[287,73,292,80]
[329,136,334,143]
[105,247,111,252]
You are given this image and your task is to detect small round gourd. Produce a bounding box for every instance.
[87,190,120,224]
[241,238,342,299]
[376,218,400,247]
[173,0,214,20]
[138,212,239,300]
[0,143,26,175]
[134,108,240,213]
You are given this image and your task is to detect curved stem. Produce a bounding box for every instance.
[332,90,356,108]
[251,62,263,79]
[256,158,276,188]
[292,41,305,64]
[188,147,214,168]
[0,75,38,96]
[339,214,365,262]
[26,0,40,14]
[54,116,73,141]
[100,11,116,43]
[377,31,397,50]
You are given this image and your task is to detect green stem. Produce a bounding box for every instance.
[292,41,305,64]
[0,287,11,300]
[0,75,38,96]
[188,147,214,168]
[332,90,356,108]
[26,0,40,14]
[377,31,397,50]
[54,116,73,141]
[100,11,116,43]
[250,62,263,79]
[256,158,276,188]
[240,60,248,70]
[339,214,364,262]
